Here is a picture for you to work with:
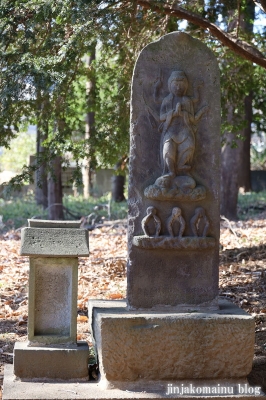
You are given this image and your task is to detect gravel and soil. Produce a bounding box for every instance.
[1,215,266,397]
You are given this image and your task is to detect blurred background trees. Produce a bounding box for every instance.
[0,0,265,220]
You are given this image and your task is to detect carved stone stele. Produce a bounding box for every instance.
[128,32,220,310]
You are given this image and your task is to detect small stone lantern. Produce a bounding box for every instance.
[13,219,90,380]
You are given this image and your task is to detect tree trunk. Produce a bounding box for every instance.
[35,94,48,208]
[238,93,252,191]
[221,133,241,220]
[220,0,254,219]
[237,0,254,192]
[111,175,125,202]
[48,156,64,220]
[83,43,96,199]
[35,126,48,208]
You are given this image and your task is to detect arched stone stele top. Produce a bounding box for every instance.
[127,32,220,310]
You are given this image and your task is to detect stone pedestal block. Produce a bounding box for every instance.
[13,342,89,380]
[90,299,254,383]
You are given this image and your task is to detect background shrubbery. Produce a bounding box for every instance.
[0,193,128,230]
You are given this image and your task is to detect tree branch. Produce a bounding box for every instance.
[236,0,241,38]
[254,0,266,13]
[137,0,266,69]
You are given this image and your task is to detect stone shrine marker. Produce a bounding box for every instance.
[128,31,220,310]
[87,32,254,386]
[13,220,90,380]
[2,32,256,399]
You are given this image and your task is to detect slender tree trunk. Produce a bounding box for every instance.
[112,175,125,202]
[237,0,254,191]
[111,158,127,202]
[238,92,252,191]
[221,134,241,220]
[48,156,64,220]
[83,43,96,199]
[35,126,48,208]
[221,92,252,218]
[35,94,48,208]
[220,0,254,219]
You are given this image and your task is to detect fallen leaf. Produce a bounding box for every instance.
[77,315,88,322]
[108,293,124,299]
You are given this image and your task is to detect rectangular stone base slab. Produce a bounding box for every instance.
[3,365,265,400]
[13,341,89,380]
[90,299,254,382]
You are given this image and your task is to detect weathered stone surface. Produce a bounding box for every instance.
[4,218,91,388]
[3,365,265,400]
[91,299,254,383]
[28,257,78,345]
[28,219,81,228]
[132,236,215,250]
[13,342,89,380]
[88,299,127,364]
[20,227,89,257]
[128,31,220,309]
[144,182,206,201]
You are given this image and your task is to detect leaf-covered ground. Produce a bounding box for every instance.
[1,216,266,397]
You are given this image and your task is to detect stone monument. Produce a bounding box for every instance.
[128,32,220,310]
[12,219,90,381]
[90,32,255,391]
[2,32,260,399]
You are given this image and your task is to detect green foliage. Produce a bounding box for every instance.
[90,4,172,168]
[253,67,266,135]
[238,190,266,219]
[0,0,96,184]
[251,144,266,170]
[0,0,265,181]
[219,52,254,134]
[0,131,36,172]
[0,193,128,230]
[0,194,45,229]
[64,194,128,220]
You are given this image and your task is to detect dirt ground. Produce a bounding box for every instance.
[1,215,266,397]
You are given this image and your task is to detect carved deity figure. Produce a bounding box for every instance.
[167,207,185,237]
[141,206,161,237]
[144,70,208,201]
[190,207,210,237]
[159,71,207,177]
